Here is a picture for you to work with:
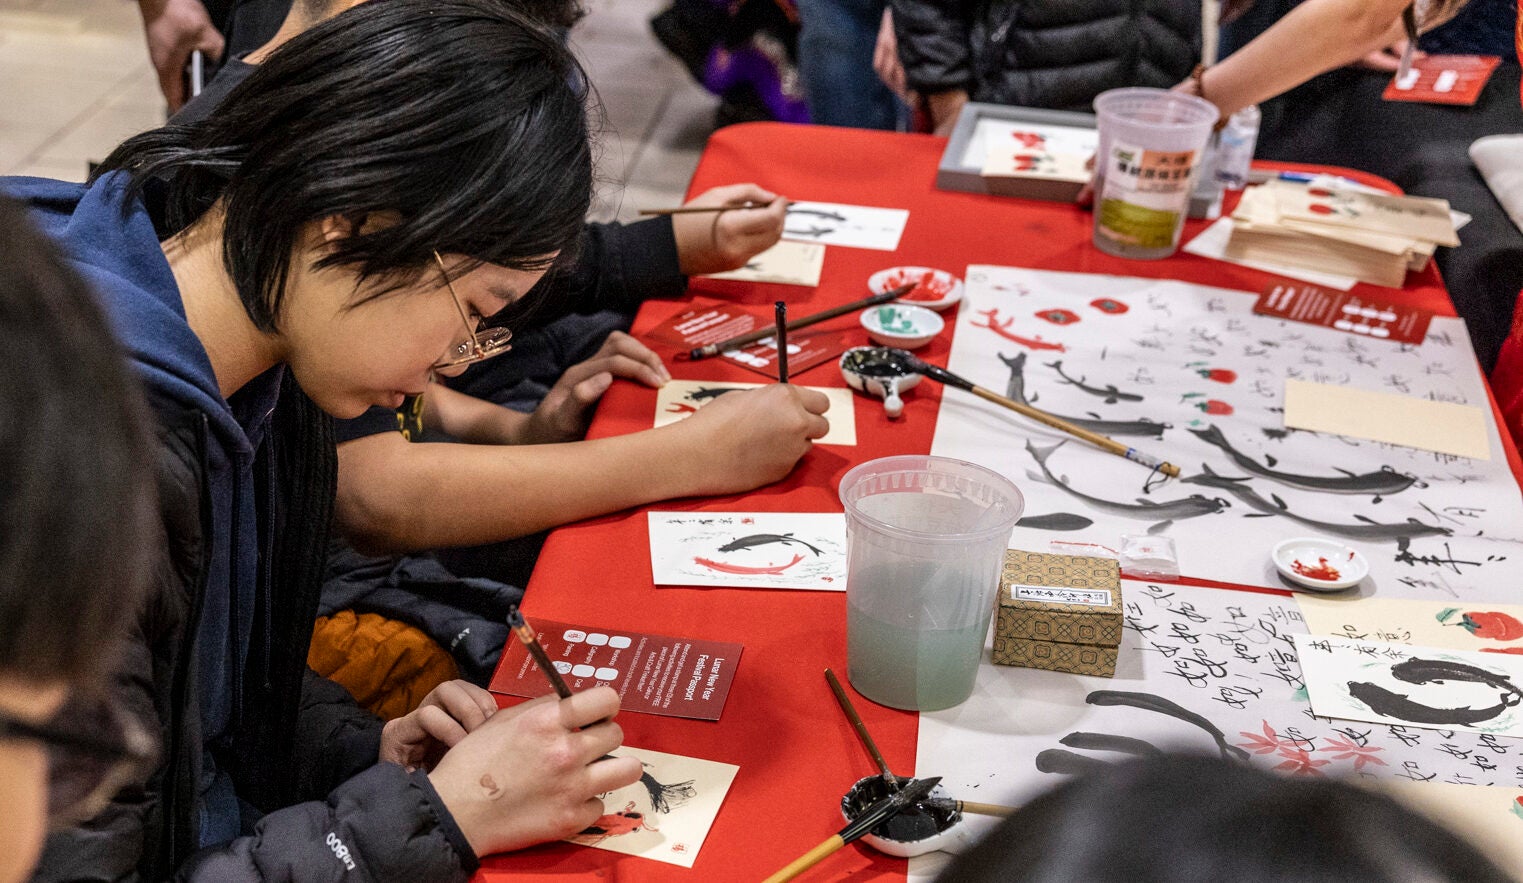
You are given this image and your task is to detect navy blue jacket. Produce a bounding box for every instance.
[10,173,476,882]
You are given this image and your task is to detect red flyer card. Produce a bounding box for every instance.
[489,619,743,721]
[644,302,763,350]
[1383,55,1500,106]
[720,327,850,379]
[1253,281,1434,345]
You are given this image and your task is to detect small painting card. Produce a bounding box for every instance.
[647,511,847,590]
[645,302,764,350]
[654,378,857,446]
[1371,780,1523,875]
[489,619,743,720]
[959,117,1100,169]
[702,240,825,286]
[1254,282,1434,345]
[565,745,739,868]
[1282,378,1490,460]
[981,145,1091,183]
[720,328,851,380]
[1297,595,1523,654]
[1383,54,1501,106]
[782,201,909,251]
[1181,217,1358,290]
[1272,185,1459,247]
[1294,633,1523,739]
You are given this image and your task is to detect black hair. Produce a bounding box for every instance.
[300,0,585,28]
[936,754,1508,882]
[0,197,157,689]
[94,0,593,333]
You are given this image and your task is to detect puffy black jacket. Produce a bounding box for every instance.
[30,375,477,882]
[891,0,1201,112]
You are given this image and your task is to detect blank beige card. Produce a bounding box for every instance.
[1282,378,1490,460]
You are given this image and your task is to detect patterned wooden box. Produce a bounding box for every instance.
[992,550,1123,677]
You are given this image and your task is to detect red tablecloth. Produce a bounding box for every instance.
[478,123,1523,882]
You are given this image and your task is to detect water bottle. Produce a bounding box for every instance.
[1214,104,1260,190]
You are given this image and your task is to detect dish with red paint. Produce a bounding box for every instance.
[1272,538,1369,591]
[868,266,965,312]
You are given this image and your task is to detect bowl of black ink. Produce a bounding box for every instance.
[839,346,922,419]
[840,775,972,857]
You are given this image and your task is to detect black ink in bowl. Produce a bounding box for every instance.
[841,347,914,379]
[841,775,961,845]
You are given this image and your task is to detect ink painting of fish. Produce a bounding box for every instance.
[648,511,847,591]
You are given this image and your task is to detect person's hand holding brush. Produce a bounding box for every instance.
[427,687,642,858]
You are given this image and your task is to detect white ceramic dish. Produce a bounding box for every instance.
[860,303,945,350]
[1272,537,1370,591]
[839,346,924,418]
[841,778,976,858]
[868,266,965,312]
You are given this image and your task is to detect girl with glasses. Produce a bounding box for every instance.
[8,1,643,880]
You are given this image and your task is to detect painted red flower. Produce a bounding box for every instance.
[1459,611,1523,641]
[1090,298,1129,314]
[1309,203,1334,216]
[1197,368,1238,384]
[1273,747,1330,777]
[1035,309,1080,326]
[1195,399,1234,416]
[1323,735,1387,771]
[1238,721,1290,755]
[1011,132,1045,148]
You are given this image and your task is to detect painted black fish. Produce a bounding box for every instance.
[1347,682,1518,726]
[1014,513,1095,532]
[717,532,825,556]
[1003,353,1168,438]
[1044,360,1144,404]
[1181,464,1452,542]
[1189,424,1423,501]
[686,386,742,402]
[783,225,835,238]
[1025,441,1228,534]
[784,207,847,222]
[1347,658,1523,728]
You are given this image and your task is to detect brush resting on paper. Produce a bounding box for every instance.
[882,349,1181,478]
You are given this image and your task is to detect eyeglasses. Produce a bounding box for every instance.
[0,697,156,828]
[431,251,513,372]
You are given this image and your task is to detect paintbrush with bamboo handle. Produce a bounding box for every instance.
[920,798,1017,818]
[890,350,1181,478]
[762,776,940,883]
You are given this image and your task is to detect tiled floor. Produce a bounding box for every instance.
[0,0,708,219]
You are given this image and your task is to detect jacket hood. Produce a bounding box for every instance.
[6,173,255,458]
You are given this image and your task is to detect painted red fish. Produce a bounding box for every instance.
[692,553,805,575]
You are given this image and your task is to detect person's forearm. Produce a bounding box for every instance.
[1202,0,1410,118]
[421,383,525,445]
[335,426,714,553]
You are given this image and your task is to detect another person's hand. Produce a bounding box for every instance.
[428,688,641,858]
[518,331,670,445]
[379,680,499,773]
[1353,38,1420,72]
[873,7,913,102]
[136,0,225,112]
[926,89,969,137]
[674,383,830,495]
[672,184,787,276]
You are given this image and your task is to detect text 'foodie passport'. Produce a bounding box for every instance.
[490,619,742,720]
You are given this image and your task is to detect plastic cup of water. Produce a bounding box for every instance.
[839,455,1024,711]
[1091,87,1219,259]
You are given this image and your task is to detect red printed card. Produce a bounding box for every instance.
[1254,281,1434,346]
[490,619,743,721]
[644,301,850,379]
[1383,54,1500,106]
